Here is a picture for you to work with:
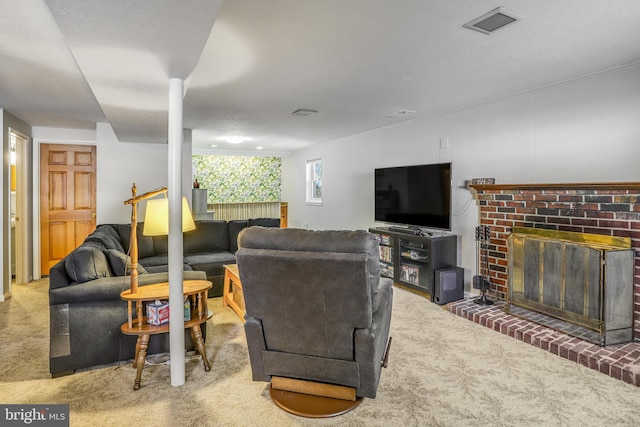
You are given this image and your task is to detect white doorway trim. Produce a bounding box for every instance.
[10,129,30,285]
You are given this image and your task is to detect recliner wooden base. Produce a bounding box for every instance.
[269,377,363,418]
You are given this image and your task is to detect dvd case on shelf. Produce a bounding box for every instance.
[381,264,394,278]
[379,245,393,263]
[400,264,420,285]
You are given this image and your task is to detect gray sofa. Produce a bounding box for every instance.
[48,218,279,376]
[236,227,393,399]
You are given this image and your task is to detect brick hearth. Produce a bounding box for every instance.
[448,299,640,387]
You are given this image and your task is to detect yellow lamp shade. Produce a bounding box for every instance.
[143,197,196,236]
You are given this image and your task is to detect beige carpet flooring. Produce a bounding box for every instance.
[1,279,640,426]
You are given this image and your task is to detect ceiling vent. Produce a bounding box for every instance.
[292,109,317,116]
[463,7,521,35]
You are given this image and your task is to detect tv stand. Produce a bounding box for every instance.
[370,227,457,300]
[387,226,422,235]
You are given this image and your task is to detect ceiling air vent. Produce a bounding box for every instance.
[292,109,317,116]
[463,7,521,35]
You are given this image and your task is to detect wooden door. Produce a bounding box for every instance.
[40,144,97,275]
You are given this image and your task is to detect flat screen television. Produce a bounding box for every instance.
[374,162,452,231]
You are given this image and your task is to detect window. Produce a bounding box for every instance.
[306,159,322,205]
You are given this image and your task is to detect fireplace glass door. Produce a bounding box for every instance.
[508,227,634,346]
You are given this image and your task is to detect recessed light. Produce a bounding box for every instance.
[292,109,318,116]
[256,146,263,150]
[209,144,218,148]
[215,136,251,144]
[225,136,245,144]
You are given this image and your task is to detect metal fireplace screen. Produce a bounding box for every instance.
[507,227,634,346]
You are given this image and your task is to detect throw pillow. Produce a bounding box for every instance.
[85,231,125,253]
[64,246,111,283]
[106,249,148,276]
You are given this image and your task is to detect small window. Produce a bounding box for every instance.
[306,159,322,205]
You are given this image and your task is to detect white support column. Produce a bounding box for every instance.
[168,78,185,386]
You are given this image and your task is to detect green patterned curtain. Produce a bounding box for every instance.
[192,155,281,203]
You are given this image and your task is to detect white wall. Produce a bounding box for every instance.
[282,64,640,291]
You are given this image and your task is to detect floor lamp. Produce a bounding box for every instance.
[124,183,195,293]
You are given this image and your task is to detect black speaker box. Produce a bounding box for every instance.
[434,267,464,305]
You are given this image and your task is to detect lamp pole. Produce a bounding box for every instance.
[168,77,185,386]
[124,184,168,294]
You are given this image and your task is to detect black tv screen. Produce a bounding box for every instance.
[374,162,452,230]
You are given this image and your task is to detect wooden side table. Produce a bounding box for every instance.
[120,280,212,390]
[223,264,245,321]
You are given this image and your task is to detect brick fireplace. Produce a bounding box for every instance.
[470,182,640,339]
[447,182,640,386]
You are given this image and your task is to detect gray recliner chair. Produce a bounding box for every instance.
[236,227,393,416]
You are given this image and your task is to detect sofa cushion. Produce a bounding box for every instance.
[152,235,169,255]
[185,252,237,277]
[139,263,193,274]
[96,225,125,251]
[111,223,155,259]
[100,224,121,240]
[151,219,236,256]
[64,245,111,283]
[105,249,148,276]
[228,220,248,253]
[248,218,280,228]
[85,231,125,253]
[184,220,229,253]
[142,265,167,274]
[139,254,170,267]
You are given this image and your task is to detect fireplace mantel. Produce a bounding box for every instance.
[471,182,640,191]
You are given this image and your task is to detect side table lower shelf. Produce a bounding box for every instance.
[120,310,213,390]
[119,280,213,390]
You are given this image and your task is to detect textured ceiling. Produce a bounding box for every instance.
[1,0,640,154]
